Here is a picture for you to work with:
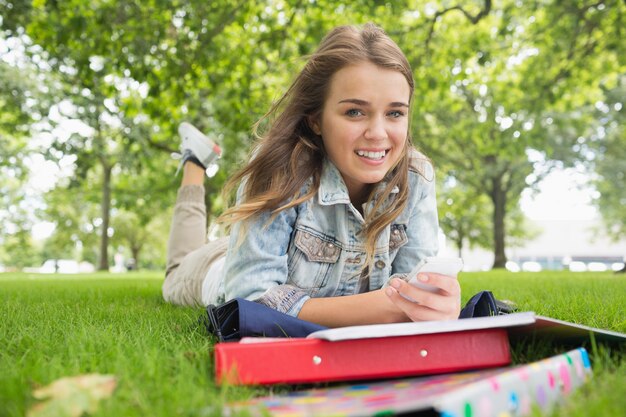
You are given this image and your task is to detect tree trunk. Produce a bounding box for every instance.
[490,176,507,269]
[98,163,112,271]
[454,234,465,259]
[131,245,141,271]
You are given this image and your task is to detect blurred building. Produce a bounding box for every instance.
[440,219,626,272]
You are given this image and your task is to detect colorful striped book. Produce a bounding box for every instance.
[225,348,592,417]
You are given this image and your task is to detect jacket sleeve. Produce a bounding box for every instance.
[390,161,440,276]
[222,192,310,317]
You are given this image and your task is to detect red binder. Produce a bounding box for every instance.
[215,328,510,385]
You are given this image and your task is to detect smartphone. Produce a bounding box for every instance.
[406,257,464,293]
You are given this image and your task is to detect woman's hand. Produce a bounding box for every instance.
[385,273,461,321]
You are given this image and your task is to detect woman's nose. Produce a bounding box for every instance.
[364,116,388,141]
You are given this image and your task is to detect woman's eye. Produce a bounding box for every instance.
[388,110,405,118]
[345,109,363,117]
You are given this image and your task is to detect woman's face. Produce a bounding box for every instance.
[310,61,410,205]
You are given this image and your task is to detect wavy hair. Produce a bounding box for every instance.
[220,23,418,269]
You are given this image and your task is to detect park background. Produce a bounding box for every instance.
[1,0,624,273]
[1,2,625,417]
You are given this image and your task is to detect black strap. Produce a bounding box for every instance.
[459,291,517,318]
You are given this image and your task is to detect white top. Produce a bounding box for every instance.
[201,255,226,305]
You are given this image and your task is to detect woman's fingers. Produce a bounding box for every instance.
[385,275,461,321]
[385,286,451,321]
[415,273,461,296]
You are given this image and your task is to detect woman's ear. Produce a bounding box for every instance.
[307,115,321,135]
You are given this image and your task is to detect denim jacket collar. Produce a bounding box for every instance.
[318,159,351,206]
[318,158,399,207]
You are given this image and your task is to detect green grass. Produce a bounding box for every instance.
[1,271,624,416]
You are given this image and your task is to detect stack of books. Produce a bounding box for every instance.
[213,312,625,416]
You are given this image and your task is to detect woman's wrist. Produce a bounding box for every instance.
[377,288,411,323]
[298,289,410,327]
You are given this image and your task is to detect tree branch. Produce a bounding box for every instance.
[145,137,177,154]
[538,6,602,104]
[425,0,492,52]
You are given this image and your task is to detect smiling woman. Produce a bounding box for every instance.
[308,62,411,207]
[161,23,461,328]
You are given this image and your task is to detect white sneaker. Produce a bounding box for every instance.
[172,122,222,176]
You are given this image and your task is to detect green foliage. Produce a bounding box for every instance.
[0,39,51,262]
[41,174,104,264]
[0,225,40,268]
[438,181,492,255]
[1,0,624,269]
[110,209,169,269]
[592,78,626,241]
[411,0,624,266]
[413,2,623,266]
[0,63,31,139]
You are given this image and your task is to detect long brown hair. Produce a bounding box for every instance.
[220,23,418,267]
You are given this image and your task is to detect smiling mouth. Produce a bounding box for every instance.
[355,149,388,160]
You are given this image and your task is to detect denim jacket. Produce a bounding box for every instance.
[222,149,439,317]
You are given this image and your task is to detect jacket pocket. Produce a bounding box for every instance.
[287,228,341,290]
[389,224,408,251]
[294,229,341,263]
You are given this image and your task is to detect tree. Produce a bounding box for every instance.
[0,35,49,267]
[591,78,626,271]
[2,0,384,269]
[407,0,623,267]
[3,1,191,269]
[110,209,170,270]
[42,177,103,265]
[0,55,31,236]
[0,226,41,268]
[438,181,492,258]
[3,0,624,272]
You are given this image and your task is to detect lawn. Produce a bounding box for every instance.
[1,271,624,417]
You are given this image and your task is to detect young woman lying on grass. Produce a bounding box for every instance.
[162,23,461,328]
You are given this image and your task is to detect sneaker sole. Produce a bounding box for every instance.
[178,122,222,163]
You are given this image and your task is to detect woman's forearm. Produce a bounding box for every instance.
[297,289,410,327]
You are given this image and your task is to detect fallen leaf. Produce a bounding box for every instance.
[28,374,117,417]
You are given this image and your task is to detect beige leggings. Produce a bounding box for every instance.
[162,185,228,306]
